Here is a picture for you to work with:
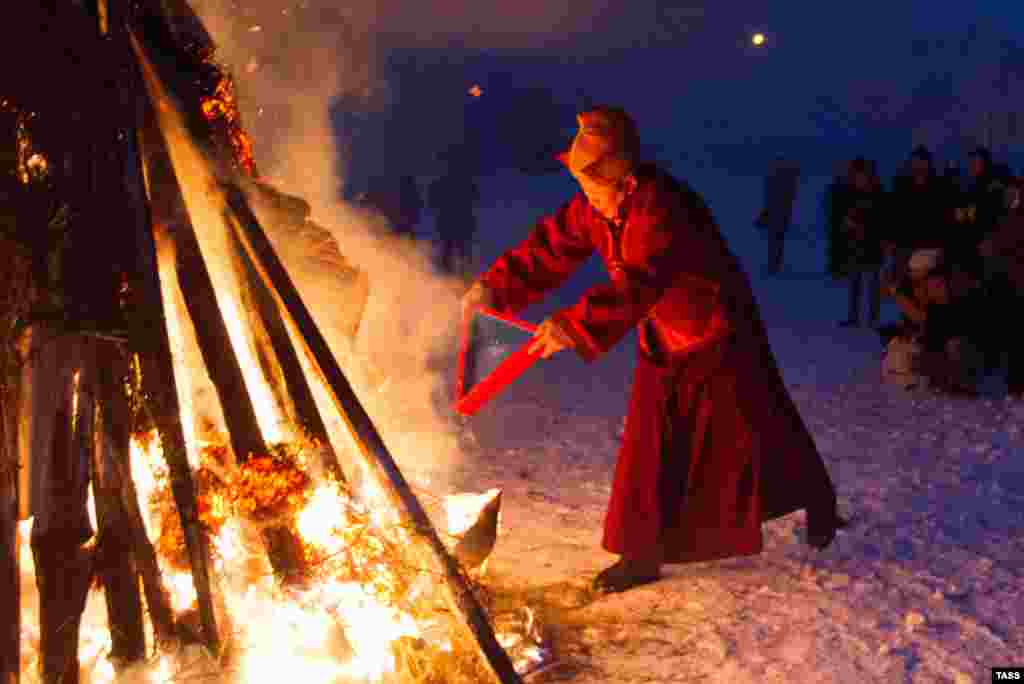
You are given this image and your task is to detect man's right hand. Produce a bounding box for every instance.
[461,280,493,318]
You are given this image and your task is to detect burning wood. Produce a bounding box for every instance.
[200,74,257,177]
[2,3,554,682]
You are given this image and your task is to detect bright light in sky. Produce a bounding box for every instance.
[751,33,766,46]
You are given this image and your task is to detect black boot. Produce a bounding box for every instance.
[592,557,661,594]
[806,509,849,550]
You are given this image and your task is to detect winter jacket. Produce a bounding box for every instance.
[948,173,1008,262]
[919,292,990,354]
[761,162,800,229]
[983,210,1024,295]
[887,175,953,249]
[827,183,885,276]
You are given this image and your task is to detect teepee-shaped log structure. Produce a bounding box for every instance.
[2,2,522,683]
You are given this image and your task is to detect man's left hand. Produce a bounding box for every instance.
[528,318,576,359]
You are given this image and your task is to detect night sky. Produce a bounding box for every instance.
[200,0,1024,181]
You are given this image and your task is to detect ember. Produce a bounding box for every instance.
[200,73,257,176]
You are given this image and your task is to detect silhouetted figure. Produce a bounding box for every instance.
[757,156,800,275]
[355,175,422,238]
[429,161,480,277]
[886,146,952,284]
[979,176,1024,396]
[949,147,1008,275]
[829,157,885,327]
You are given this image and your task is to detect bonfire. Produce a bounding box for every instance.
[2,3,550,683]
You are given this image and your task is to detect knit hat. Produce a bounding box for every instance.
[558,106,640,188]
[908,248,942,274]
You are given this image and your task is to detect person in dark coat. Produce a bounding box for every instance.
[916,263,990,396]
[462,106,843,593]
[757,156,800,275]
[828,157,885,327]
[886,147,953,284]
[979,177,1024,396]
[949,147,1009,275]
[429,159,480,277]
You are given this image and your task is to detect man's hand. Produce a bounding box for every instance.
[461,280,493,318]
[528,318,576,359]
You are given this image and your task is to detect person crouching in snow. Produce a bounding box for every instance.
[461,106,845,594]
[878,249,942,390]
[881,250,989,396]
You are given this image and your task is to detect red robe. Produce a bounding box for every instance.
[481,164,837,563]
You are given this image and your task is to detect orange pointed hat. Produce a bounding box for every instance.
[557,106,640,187]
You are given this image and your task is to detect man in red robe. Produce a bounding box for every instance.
[463,106,844,593]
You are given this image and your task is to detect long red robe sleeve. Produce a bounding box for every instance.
[551,191,719,362]
[480,198,595,314]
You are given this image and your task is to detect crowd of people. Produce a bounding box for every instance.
[822,145,1024,397]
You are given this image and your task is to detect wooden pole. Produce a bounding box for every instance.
[90,346,146,666]
[223,186,523,684]
[138,126,267,464]
[0,345,18,684]
[106,13,190,647]
[224,218,341,475]
[127,100,220,657]
[0,235,29,684]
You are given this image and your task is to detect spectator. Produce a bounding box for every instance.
[429,155,480,278]
[878,248,940,389]
[979,176,1024,397]
[757,156,800,275]
[883,253,990,395]
[949,147,1009,274]
[886,146,951,284]
[942,159,964,193]
[828,157,885,327]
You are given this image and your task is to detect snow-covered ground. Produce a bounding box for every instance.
[422,167,1024,683]
[17,164,1020,683]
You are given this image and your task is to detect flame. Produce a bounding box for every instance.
[13,33,553,684]
[200,73,257,176]
[135,36,289,447]
[295,483,348,557]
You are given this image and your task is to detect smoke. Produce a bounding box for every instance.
[185,0,487,484]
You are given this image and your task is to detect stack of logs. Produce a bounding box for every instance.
[2,2,523,684]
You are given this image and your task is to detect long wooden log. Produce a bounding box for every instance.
[0,236,29,684]
[106,414,178,646]
[0,351,18,684]
[108,56,187,647]
[29,335,96,684]
[224,219,341,476]
[223,186,523,684]
[90,346,146,666]
[138,130,266,464]
[128,31,325,588]
[127,107,220,655]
